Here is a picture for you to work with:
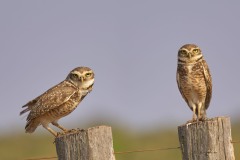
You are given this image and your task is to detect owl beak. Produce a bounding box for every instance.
[80,76,84,82]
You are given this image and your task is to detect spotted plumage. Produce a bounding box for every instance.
[20,67,94,136]
[176,44,212,122]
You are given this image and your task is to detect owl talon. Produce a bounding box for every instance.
[56,130,73,137]
[58,128,80,135]
[68,128,80,134]
[192,115,197,122]
[199,116,208,121]
[56,132,65,137]
[186,119,195,124]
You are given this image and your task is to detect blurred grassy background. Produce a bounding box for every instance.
[0,122,239,160]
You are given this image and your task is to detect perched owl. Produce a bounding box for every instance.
[20,67,94,137]
[176,44,212,122]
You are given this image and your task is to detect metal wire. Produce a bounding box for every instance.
[114,146,180,154]
[24,139,240,160]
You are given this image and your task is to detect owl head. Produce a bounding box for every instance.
[66,66,94,89]
[178,44,203,64]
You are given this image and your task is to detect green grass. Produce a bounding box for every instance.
[0,123,239,160]
[0,133,56,160]
[113,128,181,160]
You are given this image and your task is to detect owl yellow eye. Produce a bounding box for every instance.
[85,73,92,77]
[192,49,199,54]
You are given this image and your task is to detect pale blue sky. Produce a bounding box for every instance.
[1,1,240,134]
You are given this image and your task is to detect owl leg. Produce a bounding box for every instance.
[197,103,201,121]
[187,103,197,123]
[197,102,207,121]
[191,103,197,122]
[200,106,207,121]
[52,121,68,132]
[42,124,58,137]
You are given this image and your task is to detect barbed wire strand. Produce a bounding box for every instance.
[114,146,180,154]
[24,146,180,160]
[24,140,240,160]
[231,140,240,144]
[25,157,57,160]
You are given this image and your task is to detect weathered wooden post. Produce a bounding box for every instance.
[55,125,116,160]
[178,116,235,160]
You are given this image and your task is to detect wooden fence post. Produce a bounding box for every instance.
[55,125,116,160]
[178,116,235,160]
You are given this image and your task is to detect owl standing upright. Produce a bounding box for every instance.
[20,66,94,137]
[176,44,212,122]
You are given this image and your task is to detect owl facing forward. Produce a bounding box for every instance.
[176,44,212,122]
[20,67,94,137]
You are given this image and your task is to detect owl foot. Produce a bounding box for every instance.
[63,128,81,134]
[67,128,81,134]
[186,116,199,125]
[186,115,197,124]
[55,129,81,137]
[199,116,208,121]
[56,132,66,137]
[186,119,195,124]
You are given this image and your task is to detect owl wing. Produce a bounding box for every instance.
[202,60,212,110]
[22,81,77,120]
[176,66,189,106]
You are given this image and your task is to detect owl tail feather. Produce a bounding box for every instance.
[20,108,30,116]
[25,119,39,133]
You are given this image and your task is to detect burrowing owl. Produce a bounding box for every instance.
[20,67,94,137]
[176,44,212,122]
